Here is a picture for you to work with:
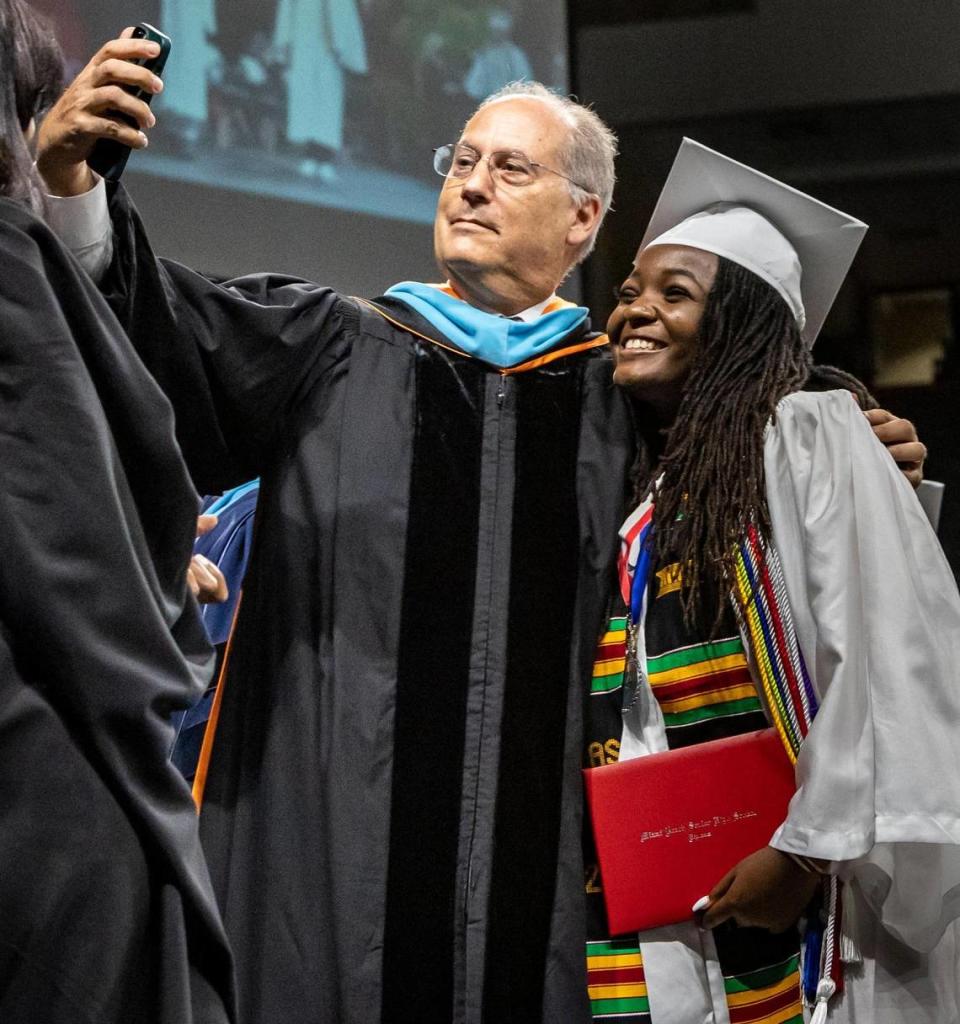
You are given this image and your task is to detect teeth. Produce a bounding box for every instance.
[624,338,661,351]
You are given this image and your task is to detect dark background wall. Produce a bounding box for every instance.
[570,0,960,574]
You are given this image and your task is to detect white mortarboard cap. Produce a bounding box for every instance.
[639,139,868,346]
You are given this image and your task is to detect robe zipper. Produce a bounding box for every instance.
[461,371,511,970]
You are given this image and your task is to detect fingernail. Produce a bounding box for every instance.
[148,112,156,127]
[147,42,161,55]
[138,132,148,147]
[691,895,711,913]
[152,76,163,92]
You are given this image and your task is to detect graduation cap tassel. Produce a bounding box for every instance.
[840,878,863,965]
[810,977,836,1024]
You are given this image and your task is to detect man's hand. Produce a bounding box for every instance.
[36,28,163,197]
[866,408,926,489]
[698,846,821,933]
[187,515,229,604]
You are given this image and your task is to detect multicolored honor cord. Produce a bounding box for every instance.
[617,498,655,701]
[617,503,846,1009]
[731,523,819,763]
[731,522,845,1010]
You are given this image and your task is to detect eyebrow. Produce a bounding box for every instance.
[625,266,710,291]
[660,267,705,285]
[456,140,530,159]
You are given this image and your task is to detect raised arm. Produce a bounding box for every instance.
[36,31,351,494]
[37,29,158,190]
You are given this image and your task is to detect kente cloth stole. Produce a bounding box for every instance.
[617,509,817,762]
[616,506,846,1018]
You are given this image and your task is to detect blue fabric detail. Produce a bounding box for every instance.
[170,481,261,781]
[802,912,824,1004]
[203,477,260,518]
[196,482,260,645]
[629,522,655,626]
[384,281,589,369]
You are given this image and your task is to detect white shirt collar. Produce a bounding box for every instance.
[431,282,558,323]
[509,294,557,323]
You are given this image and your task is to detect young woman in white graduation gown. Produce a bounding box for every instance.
[597,139,960,1023]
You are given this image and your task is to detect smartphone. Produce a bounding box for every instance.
[87,23,171,181]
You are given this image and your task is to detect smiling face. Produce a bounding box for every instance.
[608,244,719,417]
[433,98,597,315]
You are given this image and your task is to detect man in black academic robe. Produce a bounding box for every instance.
[36,38,926,1024]
[38,48,632,1020]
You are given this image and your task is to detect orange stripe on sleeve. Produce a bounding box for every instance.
[192,592,243,810]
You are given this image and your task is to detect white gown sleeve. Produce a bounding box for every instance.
[763,389,960,953]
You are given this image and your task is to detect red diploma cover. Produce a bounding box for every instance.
[583,728,796,934]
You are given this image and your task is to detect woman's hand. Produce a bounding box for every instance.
[187,515,229,604]
[698,846,822,933]
[36,28,162,197]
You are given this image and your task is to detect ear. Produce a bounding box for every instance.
[566,194,603,250]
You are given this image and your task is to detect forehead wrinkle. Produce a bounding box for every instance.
[460,101,564,164]
[454,141,531,160]
[458,130,550,161]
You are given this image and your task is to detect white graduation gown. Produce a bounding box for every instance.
[273,0,367,151]
[619,389,960,1023]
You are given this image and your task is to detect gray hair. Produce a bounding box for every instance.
[472,81,618,264]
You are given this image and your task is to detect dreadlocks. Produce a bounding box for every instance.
[632,256,812,629]
[804,362,878,410]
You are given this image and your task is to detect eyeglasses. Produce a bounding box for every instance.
[432,142,591,192]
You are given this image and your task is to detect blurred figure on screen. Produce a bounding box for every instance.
[206,28,286,154]
[274,0,368,181]
[157,0,217,147]
[464,7,533,100]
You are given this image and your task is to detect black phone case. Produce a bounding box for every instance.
[87,24,170,182]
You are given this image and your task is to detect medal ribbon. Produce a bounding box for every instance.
[617,496,654,624]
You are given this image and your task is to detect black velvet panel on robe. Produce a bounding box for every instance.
[482,365,583,1022]
[381,346,485,1020]
[0,198,234,1023]
[99,183,637,1024]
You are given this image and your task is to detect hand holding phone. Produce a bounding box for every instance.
[87,23,171,181]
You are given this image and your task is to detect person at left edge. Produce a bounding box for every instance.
[0,5,234,1023]
[36,39,925,1024]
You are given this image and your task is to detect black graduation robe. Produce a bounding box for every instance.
[99,183,636,1024]
[0,198,234,1022]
